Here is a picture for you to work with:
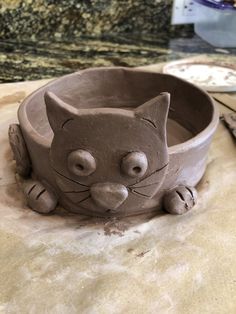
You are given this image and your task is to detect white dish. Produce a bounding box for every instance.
[163,60,236,92]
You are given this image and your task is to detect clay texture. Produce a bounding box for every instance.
[8,67,218,217]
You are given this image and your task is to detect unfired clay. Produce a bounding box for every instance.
[8,67,218,217]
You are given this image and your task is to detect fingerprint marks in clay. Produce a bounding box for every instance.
[8,124,31,177]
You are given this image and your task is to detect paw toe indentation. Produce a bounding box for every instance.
[36,189,46,200]
[27,184,36,195]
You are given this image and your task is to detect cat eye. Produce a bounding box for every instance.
[121,152,148,178]
[67,149,96,176]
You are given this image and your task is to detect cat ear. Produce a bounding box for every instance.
[135,92,170,129]
[44,91,78,132]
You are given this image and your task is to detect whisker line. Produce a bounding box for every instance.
[129,163,168,188]
[77,195,91,204]
[130,189,151,198]
[63,189,89,194]
[52,167,89,187]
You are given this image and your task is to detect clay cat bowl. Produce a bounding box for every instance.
[9,67,218,217]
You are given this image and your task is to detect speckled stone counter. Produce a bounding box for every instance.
[1,35,236,83]
[1,0,236,83]
[0,0,196,82]
[0,0,191,40]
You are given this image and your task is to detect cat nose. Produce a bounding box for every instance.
[90,183,128,210]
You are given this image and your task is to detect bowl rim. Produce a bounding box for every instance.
[194,0,236,11]
[18,67,219,155]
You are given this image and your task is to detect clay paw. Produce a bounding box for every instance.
[163,186,197,215]
[8,124,31,177]
[23,180,57,214]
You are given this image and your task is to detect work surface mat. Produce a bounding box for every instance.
[0,76,236,314]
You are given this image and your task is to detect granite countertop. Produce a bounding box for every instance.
[0,0,190,82]
[1,0,236,83]
[1,34,236,83]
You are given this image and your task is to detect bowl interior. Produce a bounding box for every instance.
[24,68,214,147]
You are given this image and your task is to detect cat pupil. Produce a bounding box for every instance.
[76,164,84,171]
[133,166,142,173]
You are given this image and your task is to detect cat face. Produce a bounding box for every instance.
[45,91,169,216]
